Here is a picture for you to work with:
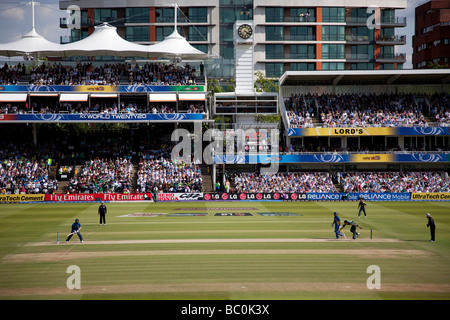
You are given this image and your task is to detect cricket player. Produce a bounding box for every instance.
[426,213,436,242]
[331,212,343,239]
[340,220,362,240]
[357,198,367,218]
[66,219,83,243]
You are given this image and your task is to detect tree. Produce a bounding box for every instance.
[427,61,449,69]
[254,71,279,93]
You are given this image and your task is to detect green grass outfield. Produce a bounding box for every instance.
[0,200,449,300]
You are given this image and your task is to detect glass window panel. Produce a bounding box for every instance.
[188,7,207,23]
[322,7,345,22]
[266,63,284,77]
[126,26,149,42]
[266,26,284,41]
[266,45,284,59]
[266,7,284,22]
[126,8,149,23]
[189,26,207,41]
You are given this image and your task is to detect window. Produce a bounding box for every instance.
[350,27,370,41]
[188,7,207,23]
[192,44,208,54]
[265,26,284,41]
[156,8,179,23]
[322,25,345,41]
[188,26,207,41]
[220,5,253,23]
[380,63,395,70]
[156,27,180,41]
[381,9,395,23]
[220,25,234,42]
[322,62,344,70]
[126,8,149,23]
[220,44,234,59]
[322,7,345,22]
[266,63,284,78]
[94,9,117,24]
[220,0,253,5]
[350,63,373,70]
[290,45,315,59]
[380,46,394,59]
[220,7,236,23]
[266,45,284,59]
[381,28,395,39]
[70,29,88,42]
[289,27,315,41]
[290,8,315,22]
[350,45,369,59]
[322,44,345,59]
[266,7,284,22]
[290,63,315,71]
[126,26,149,42]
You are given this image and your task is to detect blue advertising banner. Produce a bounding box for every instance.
[213,153,449,164]
[288,127,450,136]
[0,113,204,123]
[202,192,414,201]
[0,84,205,93]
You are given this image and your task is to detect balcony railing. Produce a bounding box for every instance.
[345,53,370,61]
[274,35,316,41]
[267,53,316,60]
[60,17,95,28]
[345,35,370,42]
[375,35,407,44]
[345,16,407,26]
[278,16,317,23]
[375,53,406,62]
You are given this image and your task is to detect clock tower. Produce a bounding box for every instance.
[234,20,254,94]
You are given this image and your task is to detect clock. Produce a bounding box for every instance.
[238,24,253,39]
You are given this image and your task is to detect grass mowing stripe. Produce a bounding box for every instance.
[1,201,449,300]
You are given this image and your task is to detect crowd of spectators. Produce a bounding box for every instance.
[0,100,206,115]
[284,94,316,128]
[283,93,450,128]
[232,172,337,193]
[0,142,58,194]
[317,93,426,127]
[0,158,58,194]
[0,62,200,86]
[136,153,203,193]
[429,93,450,127]
[67,158,133,194]
[339,171,450,193]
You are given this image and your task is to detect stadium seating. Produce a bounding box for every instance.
[67,158,133,194]
[283,93,450,128]
[136,156,203,193]
[232,172,337,193]
[0,158,58,194]
[0,62,199,86]
[338,171,450,193]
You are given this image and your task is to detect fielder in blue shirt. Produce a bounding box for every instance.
[65,219,83,243]
[331,212,343,239]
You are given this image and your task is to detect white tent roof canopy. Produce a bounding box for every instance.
[146,29,209,60]
[0,28,61,58]
[0,23,210,61]
[56,23,151,58]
